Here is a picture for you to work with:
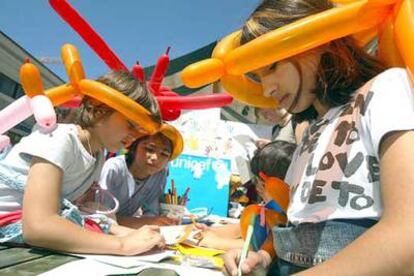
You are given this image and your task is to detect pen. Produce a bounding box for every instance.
[171,179,176,204]
[182,187,190,205]
[238,215,255,276]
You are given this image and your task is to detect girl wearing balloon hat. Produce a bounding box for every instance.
[223,0,414,275]
[0,71,167,256]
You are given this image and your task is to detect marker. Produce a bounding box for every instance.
[181,187,190,205]
[238,215,255,276]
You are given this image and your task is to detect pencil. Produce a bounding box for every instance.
[237,215,255,276]
[171,179,176,204]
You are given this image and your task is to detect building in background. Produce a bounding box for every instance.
[0,31,64,143]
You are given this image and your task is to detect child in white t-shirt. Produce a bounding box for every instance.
[0,71,166,256]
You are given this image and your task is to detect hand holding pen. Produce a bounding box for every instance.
[223,215,272,276]
[223,249,271,276]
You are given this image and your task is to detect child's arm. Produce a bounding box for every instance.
[296,131,414,275]
[22,157,165,255]
[208,224,241,239]
[117,216,179,228]
[199,231,244,251]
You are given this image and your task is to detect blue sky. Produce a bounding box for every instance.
[0,0,260,81]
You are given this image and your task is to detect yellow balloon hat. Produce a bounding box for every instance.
[20,44,161,135]
[181,0,414,107]
[159,123,184,160]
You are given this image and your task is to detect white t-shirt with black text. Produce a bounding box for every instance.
[285,68,414,224]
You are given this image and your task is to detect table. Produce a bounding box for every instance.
[0,244,79,275]
[0,244,180,276]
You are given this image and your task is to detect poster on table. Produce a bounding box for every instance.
[166,108,272,216]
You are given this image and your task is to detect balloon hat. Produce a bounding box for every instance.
[180,0,414,108]
[49,0,233,121]
[0,44,161,151]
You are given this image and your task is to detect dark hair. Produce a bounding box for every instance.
[250,140,297,180]
[77,70,161,127]
[241,0,386,120]
[125,133,173,168]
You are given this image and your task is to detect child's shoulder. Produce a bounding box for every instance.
[354,68,412,100]
[20,124,82,153]
[102,155,128,172]
[373,67,411,86]
[31,123,77,136]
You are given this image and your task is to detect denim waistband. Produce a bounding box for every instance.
[287,218,377,228]
[274,219,377,268]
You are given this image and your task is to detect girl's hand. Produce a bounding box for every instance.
[119,225,165,255]
[223,249,271,276]
[194,223,209,231]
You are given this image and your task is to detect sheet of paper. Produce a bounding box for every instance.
[72,250,176,268]
[160,225,200,245]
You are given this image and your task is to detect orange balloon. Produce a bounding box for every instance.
[332,0,397,4]
[352,27,378,48]
[61,44,85,87]
[394,0,414,80]
[159,123,184,160]
[180,58,224,88]
[213,31,277,108]
[221,75,277,108]
[239,205,286,240]
[20,62,44,98]
[224,0,392,75]
[180,0,400,108]
[261,175,290,213]
[78,79,160,135]
[378,17,405,67]
[211,31,241,60]
[239,205,260,241]
[44,84,79,106]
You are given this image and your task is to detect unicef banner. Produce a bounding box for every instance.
[166,154,231,217]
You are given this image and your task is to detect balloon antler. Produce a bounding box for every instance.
[132,61,145,82]
[49,0,128,71]
[49,0,234,122]
[149,46,171,95]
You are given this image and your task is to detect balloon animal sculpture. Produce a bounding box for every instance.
[180,0,413,255]
[181,0,414,108]
[239,174,289,253]
[49,0,233,121]
[0,44,160,151]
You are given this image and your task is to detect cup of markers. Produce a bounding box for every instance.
[160,180,190,222]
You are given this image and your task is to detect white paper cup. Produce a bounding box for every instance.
[160,203,186,222]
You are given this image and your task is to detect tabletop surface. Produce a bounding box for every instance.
[0,244,80,275]
[0,244,219,276]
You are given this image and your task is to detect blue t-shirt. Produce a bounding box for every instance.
[99,155,168,217]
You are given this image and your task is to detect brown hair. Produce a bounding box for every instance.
[241,0,386,120]
[77,70,161,127]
